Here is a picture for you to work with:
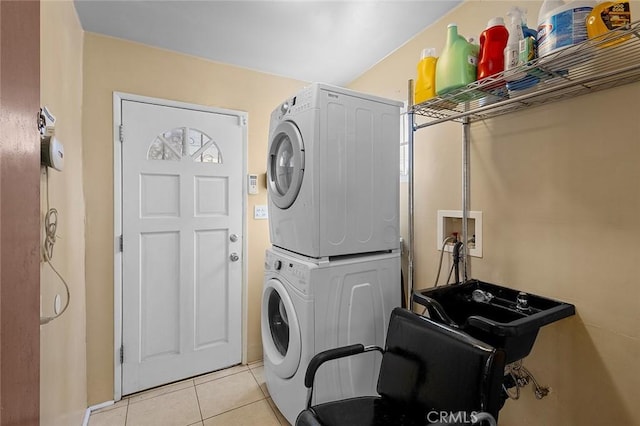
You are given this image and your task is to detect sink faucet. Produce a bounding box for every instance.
[516,292,531,312]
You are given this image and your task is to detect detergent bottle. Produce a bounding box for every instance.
[586,1,632,46]
[537,0,596,57]
[414,48,438,104]
[520,8,538,64]
[507,7,540,92]
[436,24,479,95]
[504,8,526,80]
[477,17,509,80]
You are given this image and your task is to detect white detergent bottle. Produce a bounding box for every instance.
[506,7,540,92]
[504,7,526,81]
[537,0,596,57]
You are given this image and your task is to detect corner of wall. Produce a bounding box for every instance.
[40,1,88,425]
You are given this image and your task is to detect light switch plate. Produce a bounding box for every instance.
[254,205,268,220]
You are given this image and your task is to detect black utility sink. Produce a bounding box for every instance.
[413,280,575,364]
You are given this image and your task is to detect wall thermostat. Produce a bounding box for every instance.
[248,174,258,194]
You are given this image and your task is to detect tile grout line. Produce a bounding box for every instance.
[248,368,269,399]
[193,378,205,424]
[126,380,197,425]
[128,379,198,406]
[122,366,264,425]
[123,398,129,426]
[267,403,284,426]
[125,365,253,406]
[248,364,281,422]
[200,397,270,423]
[127,366,249,405]
[268,399,288,426]
[194,368,251,387]
[197,370,267,421]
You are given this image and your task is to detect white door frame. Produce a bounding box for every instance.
[113,92,248,400]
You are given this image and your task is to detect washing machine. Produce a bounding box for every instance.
[267,83,403,258]
[261,246,401,424]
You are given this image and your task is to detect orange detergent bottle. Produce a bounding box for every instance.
[415,48,438,104]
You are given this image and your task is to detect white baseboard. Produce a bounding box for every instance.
[81,401,114,426]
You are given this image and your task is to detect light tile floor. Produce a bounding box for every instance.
[89,361,291,426]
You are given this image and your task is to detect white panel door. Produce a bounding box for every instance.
[121,100,244,395]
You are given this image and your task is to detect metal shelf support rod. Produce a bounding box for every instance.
[462,116,470,282]
[407,80,415,308]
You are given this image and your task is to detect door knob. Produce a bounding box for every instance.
[230,233,239,242]
[229,253,240,262]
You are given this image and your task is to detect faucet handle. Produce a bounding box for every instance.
[516,292,530,311]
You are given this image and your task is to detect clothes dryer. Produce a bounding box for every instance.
[267,83,402,258]
[261,247,401,424]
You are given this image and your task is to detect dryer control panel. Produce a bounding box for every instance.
[275,86,314,120]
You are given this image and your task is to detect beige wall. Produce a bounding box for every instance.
[82,33,306,404]
[350,1,640,424]
[45,1,640,418]
[40,1,87,424]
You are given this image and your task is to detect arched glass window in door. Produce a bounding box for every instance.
[148,127,223,164]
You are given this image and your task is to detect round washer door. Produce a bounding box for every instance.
[267,121,305,209]
[261,277,301,379]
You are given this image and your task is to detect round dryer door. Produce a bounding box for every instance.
[268,121,304,209]
[261,278,301,379]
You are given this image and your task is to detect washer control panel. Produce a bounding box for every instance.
[265,250,311,294]
[273,260,282,271]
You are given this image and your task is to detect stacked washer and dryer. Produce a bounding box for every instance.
[261,83,403,424]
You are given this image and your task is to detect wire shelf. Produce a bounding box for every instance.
[411,20,640,127]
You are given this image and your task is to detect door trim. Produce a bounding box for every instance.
[113,92,248,400]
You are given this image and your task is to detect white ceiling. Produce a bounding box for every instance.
[74,0,461,85]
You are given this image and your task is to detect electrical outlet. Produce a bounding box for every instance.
[254,205,268,220]
[437,210,482,257]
